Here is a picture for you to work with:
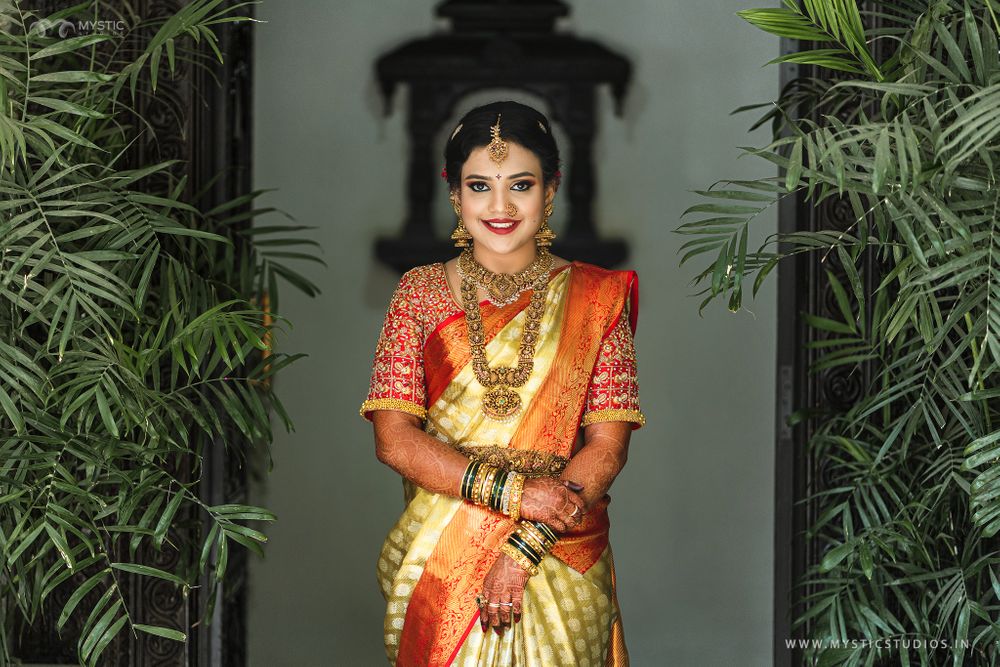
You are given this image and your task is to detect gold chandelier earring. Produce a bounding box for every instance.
[451,196,472,248]
[535,202,556,247]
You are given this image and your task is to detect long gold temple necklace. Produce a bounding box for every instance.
[458,248,554,422]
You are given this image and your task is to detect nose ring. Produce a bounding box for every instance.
[505,201,518,217]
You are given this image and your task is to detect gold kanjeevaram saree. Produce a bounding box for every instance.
[361,260,645,666]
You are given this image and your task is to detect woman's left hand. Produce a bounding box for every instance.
[478,553,530,637]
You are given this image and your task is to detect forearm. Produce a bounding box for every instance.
[559,421,631,512]
[372,411,469,497]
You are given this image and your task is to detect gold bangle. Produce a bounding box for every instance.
[508,473,526,522]
[500,542,539,576]
[477,466,499,506]
[517,521,554,554]
[500,472,515,514]
[529,520,558,545]
[478,468,500,505]
[471,464,492,505]
[515,524,549,556]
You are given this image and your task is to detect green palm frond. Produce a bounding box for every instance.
[0,2,314,664]
[739,0,883,79]
[681,0,1000,663]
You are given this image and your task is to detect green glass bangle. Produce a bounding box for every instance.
[491,470,509,510]
[530,520,558,545]
[508,533,543,565]
[461,462,471,498]
[461,461,481,500]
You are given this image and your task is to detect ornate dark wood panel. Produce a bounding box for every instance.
[773,5,886,665]
[374,0,633,272]
[11,2,254,665]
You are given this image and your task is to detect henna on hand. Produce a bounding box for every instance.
[516,422,630,531]
[371,410,472,497]
[560,420,632,512]
[479,553,529,636]
[518,476,586,531]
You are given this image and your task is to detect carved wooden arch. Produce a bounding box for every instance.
[373,0,633,273]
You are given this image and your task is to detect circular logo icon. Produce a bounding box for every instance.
[27,17,75,38]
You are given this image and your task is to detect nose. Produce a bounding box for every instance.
[490,187,507,214]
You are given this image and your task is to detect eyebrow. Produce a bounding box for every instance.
[464,172,536,180]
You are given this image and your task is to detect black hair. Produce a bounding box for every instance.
[444,100,561,193]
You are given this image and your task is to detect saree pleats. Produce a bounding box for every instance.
[376,264,634,666]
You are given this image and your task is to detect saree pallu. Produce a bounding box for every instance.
[376,263,636,666]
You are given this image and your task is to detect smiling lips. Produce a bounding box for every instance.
[482,218,521,235]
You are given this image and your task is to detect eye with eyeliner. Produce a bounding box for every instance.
[466,180,534,193]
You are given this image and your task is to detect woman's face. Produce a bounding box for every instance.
[453,142,554,258]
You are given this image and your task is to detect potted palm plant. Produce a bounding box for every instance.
[679,1,1000,664]
[0,1,318,664]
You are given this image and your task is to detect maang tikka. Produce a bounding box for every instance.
[487,113,509,165]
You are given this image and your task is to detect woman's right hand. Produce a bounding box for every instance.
[517,478,586,531]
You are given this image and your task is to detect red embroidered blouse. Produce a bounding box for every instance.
[359,263,645,429]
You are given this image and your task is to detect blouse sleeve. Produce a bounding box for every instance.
[359,269,428,423]
[580,295,646,430]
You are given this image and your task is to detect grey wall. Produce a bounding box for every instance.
[248,2,778,665]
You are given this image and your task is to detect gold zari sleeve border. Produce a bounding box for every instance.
[580,408,646,428]
[359,398,427,422]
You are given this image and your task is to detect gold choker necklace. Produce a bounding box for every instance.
[459,250,554,422]
[457,247,554,307]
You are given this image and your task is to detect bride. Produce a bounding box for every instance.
[360,100,645,666]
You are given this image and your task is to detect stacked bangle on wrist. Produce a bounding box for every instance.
[461,460,482,500]
[500,519,559,577]
[459,461,526,520]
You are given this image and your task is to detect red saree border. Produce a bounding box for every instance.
[444,613,480,667]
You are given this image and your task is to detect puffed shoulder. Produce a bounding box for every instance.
[392,263,445,303]
[398,263,442,286]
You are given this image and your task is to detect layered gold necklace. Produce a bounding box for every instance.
[458,249,554,422]
[457,246,553,306]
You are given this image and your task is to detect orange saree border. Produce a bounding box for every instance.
[397,262,635,667]
[507,265,634,575]
[509,265,635,459]
[396,503,516,666]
